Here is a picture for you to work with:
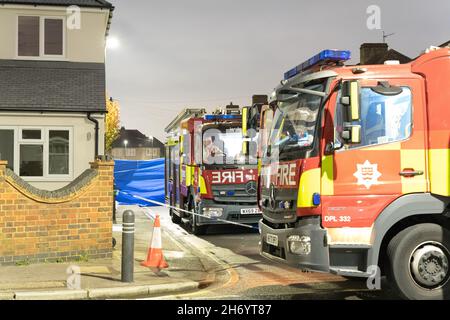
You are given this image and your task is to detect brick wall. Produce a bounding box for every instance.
[0,160,114,266]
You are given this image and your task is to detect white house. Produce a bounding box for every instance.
[0,0,114,190]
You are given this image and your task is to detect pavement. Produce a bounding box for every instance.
[0,205,401,300]
[0,205,213,300]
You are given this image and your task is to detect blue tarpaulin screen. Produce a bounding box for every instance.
[114,159,165,207]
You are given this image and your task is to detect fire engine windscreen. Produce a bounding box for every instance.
[203,126,257,165]
[266,82,325,161]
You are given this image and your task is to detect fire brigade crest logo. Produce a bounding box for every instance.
[353,160,382,189]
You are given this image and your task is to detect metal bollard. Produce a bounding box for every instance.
[121,210,135,282]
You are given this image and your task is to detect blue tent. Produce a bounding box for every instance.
[114,159,165,207]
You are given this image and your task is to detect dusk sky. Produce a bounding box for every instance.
[105,0,450,141]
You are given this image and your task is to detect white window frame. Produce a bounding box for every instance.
[0,126,73,181]
[20,127,43,142]
[16,15,67,60]
[18,128,44,179]
[0,127,19,172]
[46,127,73,179]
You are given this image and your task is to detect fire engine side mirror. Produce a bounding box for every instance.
[341,125,361,144]
[340,80,360,122]
[340,80,361,145]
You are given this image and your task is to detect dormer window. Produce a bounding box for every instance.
[18,16,65,58]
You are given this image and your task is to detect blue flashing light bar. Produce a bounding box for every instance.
[204,114,240,121]
[284,49,351,80]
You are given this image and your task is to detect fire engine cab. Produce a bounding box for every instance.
[165,102,263,235]
[259,47,450,299]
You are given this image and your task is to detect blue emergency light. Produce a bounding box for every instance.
[284,49,351,80]
[204,114,240,121]
[312,193,321,206]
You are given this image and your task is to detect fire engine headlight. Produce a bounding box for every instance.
[202,207,223,218]
[288,235,311,255]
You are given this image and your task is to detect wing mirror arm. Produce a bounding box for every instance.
[325,140,344,155]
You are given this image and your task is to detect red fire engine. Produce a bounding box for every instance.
[258,47,450,299]
[165,100,265,235]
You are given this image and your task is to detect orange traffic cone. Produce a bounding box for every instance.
[141,213,169,269]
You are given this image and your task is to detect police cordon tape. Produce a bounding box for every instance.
[118,191,260,230]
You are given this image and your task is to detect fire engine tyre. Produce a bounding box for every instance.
[170,208,181,224]
[387,223,450,300]
[190,215,207,236]
[188,197,207,236]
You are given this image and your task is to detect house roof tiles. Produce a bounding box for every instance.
[0,0,113,8]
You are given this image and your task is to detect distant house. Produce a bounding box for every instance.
[0,0,114,191]
[111,127,165,160]
[439,40,450,48]
[360,41,450,65]
[359,43,412,65]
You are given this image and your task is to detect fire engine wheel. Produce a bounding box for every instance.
[170,208,181,224]
[387,223,450,300]
[187,197,207,236]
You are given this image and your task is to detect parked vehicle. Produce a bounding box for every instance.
[258,47,450,299]
[165,100,265,234]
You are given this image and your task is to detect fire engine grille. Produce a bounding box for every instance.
[212,183,257,204]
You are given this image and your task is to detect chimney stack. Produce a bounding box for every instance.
[252,95,268,106]
[360,43,388,65]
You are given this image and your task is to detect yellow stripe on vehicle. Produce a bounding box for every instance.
[242,107,248,136]
[429,149,450,196]
[350,81,360,120]
[297,168,321,208]
[400,149,428,194]
[185,165,192,186]
[242,107,248,155]
[321,155,334,196]
[179,135,184,153]
[199,176,207,194]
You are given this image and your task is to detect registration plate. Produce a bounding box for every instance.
[240,208,261,215]
[266,234,279,246]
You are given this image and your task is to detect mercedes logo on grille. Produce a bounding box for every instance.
[246,181,257,196]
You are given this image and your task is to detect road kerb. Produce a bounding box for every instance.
[0,292,14,300]
[5,281,199,300]
[14,289,88,300]
[147,281,199,297]
[88,285,152,299]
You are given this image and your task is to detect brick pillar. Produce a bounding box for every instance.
[0,160,7,178]
[89,160,115,258]
[90,160,114,210]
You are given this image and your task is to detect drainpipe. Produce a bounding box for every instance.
[87,112,99,159]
